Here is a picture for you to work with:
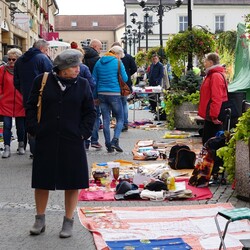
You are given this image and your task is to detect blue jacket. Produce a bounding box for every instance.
[14,47,53,106]
[148,61,164,86]
[92,55,128,98]
[79,64,95,92]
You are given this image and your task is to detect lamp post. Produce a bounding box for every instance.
[121,25,132,52]
[132,29,138,55]
[128,35,133,55]
[136,21,145,51]
[187,0,193,70]
[130,9,155,52]
[137,0,183,59]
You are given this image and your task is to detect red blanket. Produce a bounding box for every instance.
[78,179,212,201]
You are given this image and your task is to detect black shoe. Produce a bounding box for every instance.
[111,138,123,152]
[105,143,114,153]
[122,125,128,132]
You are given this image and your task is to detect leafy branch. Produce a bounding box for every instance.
[217,109,250,182]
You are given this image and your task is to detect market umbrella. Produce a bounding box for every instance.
[48,40,70,47]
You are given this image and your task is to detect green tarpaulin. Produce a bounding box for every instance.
[229,23,250,101]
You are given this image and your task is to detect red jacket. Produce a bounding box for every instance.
[0,66,25,117]
[198,66,228,121]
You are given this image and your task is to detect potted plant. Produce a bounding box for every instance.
[166,28,215,77]
[163,70,202,129]
[217,109,250,183]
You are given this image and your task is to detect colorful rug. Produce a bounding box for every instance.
[78,203,250,250]
[78,179,212,201]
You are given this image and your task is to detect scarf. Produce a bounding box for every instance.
[52,70,78,91]
[5,66,14,75]
[104,51,116,57]
[205,64,221,75]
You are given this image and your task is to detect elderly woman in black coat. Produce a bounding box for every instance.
[26,49,96,238]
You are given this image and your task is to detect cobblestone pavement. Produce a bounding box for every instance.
[0,109,248,250]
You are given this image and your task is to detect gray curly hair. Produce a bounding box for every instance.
[7,48,22,58]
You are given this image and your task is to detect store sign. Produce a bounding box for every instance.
[1,20,9,31]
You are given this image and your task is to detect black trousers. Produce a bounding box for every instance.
[202,120,223,145]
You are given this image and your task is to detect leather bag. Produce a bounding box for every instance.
[118,60,131,96]
[37,72,49,123]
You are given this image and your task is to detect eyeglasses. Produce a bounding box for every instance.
[8,58,16,62]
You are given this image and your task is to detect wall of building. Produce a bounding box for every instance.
[125,4,250,54]
[0,0,58,60]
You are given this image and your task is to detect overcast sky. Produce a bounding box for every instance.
[56,0,124,15]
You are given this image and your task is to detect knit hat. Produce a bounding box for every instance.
[70,41,78,49]
[53,49,82,70]
[109,45,125,58]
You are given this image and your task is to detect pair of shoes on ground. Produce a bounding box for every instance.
[2,142,25,158]
[106,138,123,153]
[30,214,74,238]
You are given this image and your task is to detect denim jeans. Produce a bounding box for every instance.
[121,96,128,126]
[3,116,25,146]
[98,94,124,146]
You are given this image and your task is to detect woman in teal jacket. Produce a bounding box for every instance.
[92,46,128,153]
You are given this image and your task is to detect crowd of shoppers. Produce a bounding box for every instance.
[0,35,229,239]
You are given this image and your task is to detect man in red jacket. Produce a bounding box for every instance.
[198,53,228,145]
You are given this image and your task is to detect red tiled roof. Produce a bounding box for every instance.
[55,15,125,31]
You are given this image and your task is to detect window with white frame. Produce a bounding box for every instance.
[215,15,225,32]
[179,16,188,32]
[92,21,98,27]
[101,41,107,52]
[71,21,77,27]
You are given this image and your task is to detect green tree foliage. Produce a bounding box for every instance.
[166,28,215,77]
[217,109,250,182]
[244,14,250,35]
[216,31,237,54]
[135,51,148,67]
[171,70,202,94]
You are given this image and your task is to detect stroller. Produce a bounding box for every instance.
[204,133,227,184]
[203,108,232,185]
[188,133,227,188]
[189,109,231,187]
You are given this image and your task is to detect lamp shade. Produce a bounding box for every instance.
[175,0,183,7]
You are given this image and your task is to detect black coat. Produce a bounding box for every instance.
[26,73,96,190]
[121,51,137,91]
[83,46,100,73]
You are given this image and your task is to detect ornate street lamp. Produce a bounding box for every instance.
[137,0,183,59]
[121,25,133,51]
[130,9,157,52]
[132,29,138,55]
[136,21,145,51]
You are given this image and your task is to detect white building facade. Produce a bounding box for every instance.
[124,0,250,55]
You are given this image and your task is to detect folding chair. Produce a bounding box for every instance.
[214,207,250,250]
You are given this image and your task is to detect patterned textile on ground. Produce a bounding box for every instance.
[79,160,212,201]
[78,178,212,201]
[77,203,250,250]
[132,138,202,161]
